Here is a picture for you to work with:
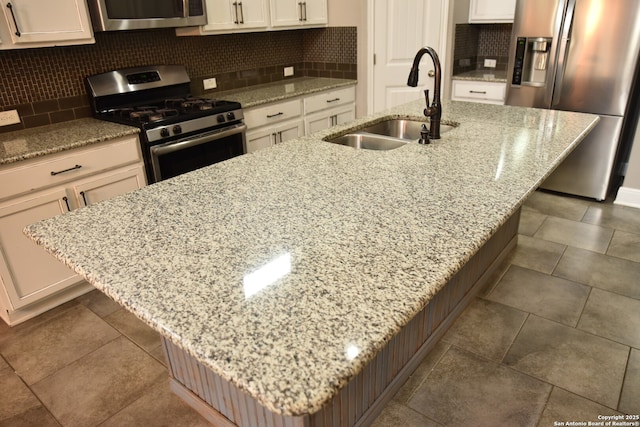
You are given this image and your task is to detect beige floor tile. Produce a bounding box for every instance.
[75,289,122,318]
[443,298,527,361]
[392,340,450,404]
[582,203,640,235]
[607,230,640,263]
[504,315,628,409]
[553,247,640,300]
[31,336,167,427]
[408,346,551,426]
[619,349,640,414]
[105,309,163,354]
[371,401,441,427]
[486,265,589,327]
[100,378,211,427]
[510,234,566,274]
[534,217,613,254]
[0,300,78,346]
[0,304,120,385]
[0,370,40,421]
[519,207,547,237]
[0,406,59,427]
[578,288,640,349]
[524,191,589,221]
[537,387,622,427]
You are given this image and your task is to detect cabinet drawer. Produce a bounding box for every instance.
[304,86,356,114]
[244,99,302,129]
[0,136,141,201]
[452,80,506,104]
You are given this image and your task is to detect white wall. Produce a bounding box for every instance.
[615,124,640,207]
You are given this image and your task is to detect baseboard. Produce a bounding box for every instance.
[614,186,640,208]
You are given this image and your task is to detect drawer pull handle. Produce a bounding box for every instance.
[51,164,82,176]
[62,196,71,212]
[6,3,21,37]
[469,90,487,94]
[80,191,88,206]
[326,98,340,103]
[266,112,284,118]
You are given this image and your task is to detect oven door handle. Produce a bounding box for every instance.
[151,124,247,157]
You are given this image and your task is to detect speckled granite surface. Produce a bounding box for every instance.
[452,69,508,82]
[0,118,139,166]
[24,99,598,417]
[206,77,356,108]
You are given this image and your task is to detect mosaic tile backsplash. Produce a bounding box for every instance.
[453,24,512,75]
[0,27,357,133]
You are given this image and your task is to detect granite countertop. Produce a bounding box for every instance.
[452,69,508,83]
[0,118,139,167]
[205,77,357,108]
[25,100,598,417]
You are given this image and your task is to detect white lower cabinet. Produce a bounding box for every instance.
[0,136,146,325]
[305,106,355,134]
[246,119,304,153]
[245,85,356,153]
[451,80,506,105]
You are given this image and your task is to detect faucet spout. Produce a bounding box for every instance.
[407,46,442,139]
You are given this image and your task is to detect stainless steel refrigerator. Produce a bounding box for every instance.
[506,0,640,200]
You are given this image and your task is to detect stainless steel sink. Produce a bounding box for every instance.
[328,133,409,150]
[360,119,455,140]
[323,118,457,150]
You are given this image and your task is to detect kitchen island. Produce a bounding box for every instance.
[24,99,598,426]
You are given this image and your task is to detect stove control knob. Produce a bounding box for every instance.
[217,114,225,123]
[226,112,236,121]
[160,128,170,138]
[173,125,182,135]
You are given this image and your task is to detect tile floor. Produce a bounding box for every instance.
[0,190,639,426]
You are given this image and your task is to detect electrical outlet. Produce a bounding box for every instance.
[484,58,497,68]
[203,77,217,90]
[284,66,294,77]
[0,110,20,126]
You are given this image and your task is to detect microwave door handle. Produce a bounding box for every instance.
[151,124,247,157]
[551,0,576,107]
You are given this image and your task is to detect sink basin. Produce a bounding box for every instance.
[360,119,455,140]
[328,133,408,150]
[323,117,457,150]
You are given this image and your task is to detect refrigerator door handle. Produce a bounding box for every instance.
[551,0,577,106]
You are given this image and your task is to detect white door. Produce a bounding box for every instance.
[372,0,448,112]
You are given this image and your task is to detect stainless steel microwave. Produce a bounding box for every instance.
[87,0,206,31]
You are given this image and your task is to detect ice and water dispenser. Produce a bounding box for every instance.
[511,37,551,86]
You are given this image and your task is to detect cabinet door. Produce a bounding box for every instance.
[305,105,354,134]
[71,165,147,207]
[270,0,302,27]
[0,188,80,309]
[275,120,304,144]
[302,0,327,26]
[246,127,276,153]
[469,0,516,23]
[203,0,268,31]
[2,0,93,45]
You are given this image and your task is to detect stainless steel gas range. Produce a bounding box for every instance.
[86,65,246,184]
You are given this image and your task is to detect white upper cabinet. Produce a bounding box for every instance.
[270,0,327,28]
[468,0,516,23]
[0,0,94,49]
[202,0,269,33]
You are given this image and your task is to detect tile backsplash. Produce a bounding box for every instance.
[0,27,357,134]
[453,24,512,75]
